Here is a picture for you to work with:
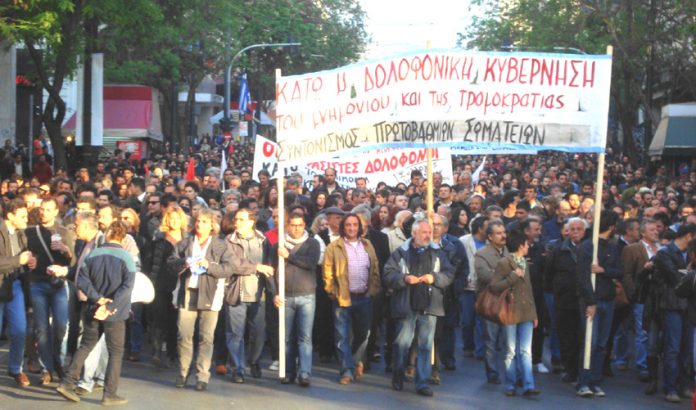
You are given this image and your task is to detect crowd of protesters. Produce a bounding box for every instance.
[1,135,696,405]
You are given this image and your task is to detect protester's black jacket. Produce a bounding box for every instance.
[577,237,622,306]
[544,238,581,310]
[653,241,688,311]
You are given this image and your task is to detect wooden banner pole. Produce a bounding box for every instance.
[275,68,286,380]
[583,45,612,370]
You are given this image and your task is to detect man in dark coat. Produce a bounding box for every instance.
[384,218,454,397]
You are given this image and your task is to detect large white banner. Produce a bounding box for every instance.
[252,135,453,190]
[275,49,612,164]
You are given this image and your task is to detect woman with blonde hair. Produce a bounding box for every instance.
[169,208,234,391]
[148,205,188,367]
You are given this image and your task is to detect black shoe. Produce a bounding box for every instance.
[371,352,382,363]
[101,395,128,406]
[280,376,295,385]
[392,374,404,391]
[505,389,516,397]
[298,376,311,387]
[250,363,262,379]
[417,387,434,397]
[523,388,541,396]
[444,363,456,371]
[560,372,576,384]
[175,375,187,388]
[232,373,245,384]
[56,384,80,403]
[602,365,614,378]
[195,381,207,391]
[487,376,501,385]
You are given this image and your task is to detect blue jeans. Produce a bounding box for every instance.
[613,315,630,366]
[633,304,648,372]
[225,301,266,375]
[459,290,484,356]
[0,280,27,374]
[543,292,561,361]
[285,294,316,378]
[503,321,534,391]
[334,297,372,378]
[662,310,684,395]
[394,311,436,390]
[578,300,614,389]
[129,302,144,353]
[484,319,503,381]
[30,281,69,373]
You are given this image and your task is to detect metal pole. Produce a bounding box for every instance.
[223,43,300,127]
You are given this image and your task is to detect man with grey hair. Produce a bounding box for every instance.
[384,218,454,397]
[544,217,586,386]
[474,219,508,384]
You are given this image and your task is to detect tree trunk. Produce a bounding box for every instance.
[42,88,68,171]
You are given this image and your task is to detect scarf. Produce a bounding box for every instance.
[285,231,309,250]
[512,254,526,272]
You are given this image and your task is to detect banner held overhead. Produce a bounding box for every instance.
[275,49,612,164]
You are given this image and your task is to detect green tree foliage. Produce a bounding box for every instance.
[461,0,696,164]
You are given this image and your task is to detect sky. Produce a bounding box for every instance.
[359,0,475,60]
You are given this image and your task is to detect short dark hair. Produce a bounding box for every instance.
[97,189,114,202]
[506,230,528,253]
[676,223,696,239]
[184,181,200,193]
[599,210,619,233]
[4,198,26,219]
[470,215,486,235]
[129,177,145,192]
[516,200,531,212]
[338,213,363,238]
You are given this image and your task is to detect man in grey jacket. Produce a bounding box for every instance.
[384,218,454,397]
[474,219,508,385]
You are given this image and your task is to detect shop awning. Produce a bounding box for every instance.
[649,116,696,157]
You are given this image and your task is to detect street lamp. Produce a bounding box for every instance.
[223,42,301,130]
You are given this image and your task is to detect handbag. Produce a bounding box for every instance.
[613,279,630,307]
[131,272,155,304]
[475,286,515,325]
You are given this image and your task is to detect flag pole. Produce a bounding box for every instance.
[275,68,286,380]
[583,45,612,370]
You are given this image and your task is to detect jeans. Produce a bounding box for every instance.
[578,300,614,389]
[334,297,372,378]
[503,321,534,391]
[128,302,144,353]
[484,319,503,381]
[225,301,266,376]
[662,310,686,395]
[543,292,561,361]
[459,291,483,354]
[0,279,27,374]
[30,281,69,374]
[437,297,459,368]
[77,334,107,391]
[633,304,648,372]
[285,294,316,378]
[612,309,630,366]
[393,311,436,390]
[63,311,125,399]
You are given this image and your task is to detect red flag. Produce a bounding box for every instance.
[144,164,150,176]
[185,158,195,181]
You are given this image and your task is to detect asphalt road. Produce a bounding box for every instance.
[0,342,692,410]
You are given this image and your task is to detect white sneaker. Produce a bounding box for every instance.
[269,360,279,371]
[535,363,550,374]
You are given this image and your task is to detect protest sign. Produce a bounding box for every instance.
[252,135,453,190]
[275,49,612,164]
